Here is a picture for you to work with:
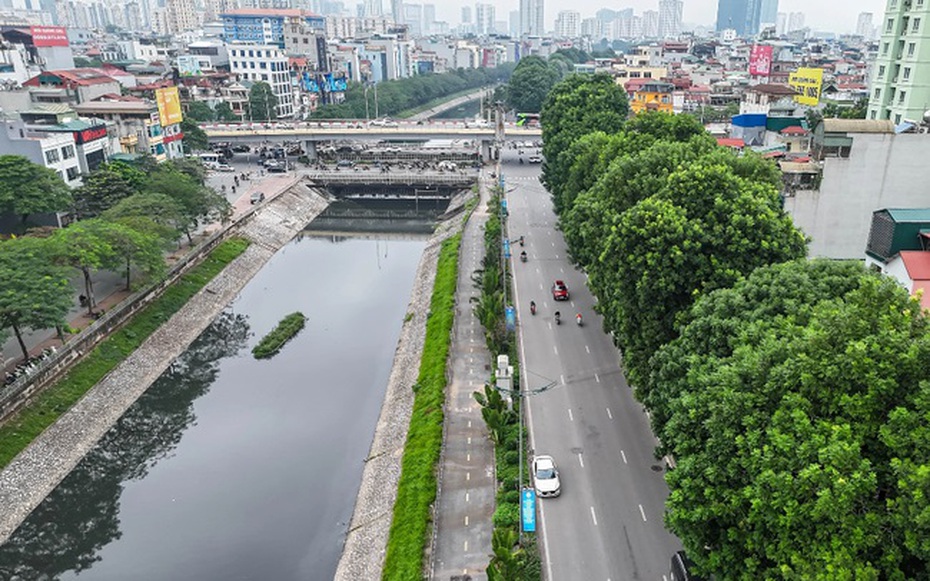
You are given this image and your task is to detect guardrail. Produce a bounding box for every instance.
[304,171,478,186]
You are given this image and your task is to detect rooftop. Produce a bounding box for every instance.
[884,208,930,223]
[821,118,894,134]
[900,251,930,281]
[747,83,799,96]
[222,8,318,17]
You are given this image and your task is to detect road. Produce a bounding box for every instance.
[407,86,498,121]
[502,147,682,580]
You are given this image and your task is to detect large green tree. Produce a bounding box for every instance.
[185,101,215,122]
[147,169,230,242]
[72,164,140,219]
[214,102,238,122]
[180,119,209,152]
[102,193,185,246]
[540,74,629,198]
[248,82,279,122]
[0,237,73,361]
[48,219,122,313]
[505,56,561,114]
[654,263,930,579]
[0,156,72,229]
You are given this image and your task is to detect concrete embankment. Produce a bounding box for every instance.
[0,182,330,543]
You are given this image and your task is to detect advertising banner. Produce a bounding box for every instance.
[749,44,773,76]
[176,55,203,77]
[301,73,321,93]
[30,26,68,47]
[788,67,823,106]
[155,86,183,126]
[521,488,537,532]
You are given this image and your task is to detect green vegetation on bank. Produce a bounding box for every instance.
[252,312,306,359]
[313,65,514,120]
[0,237,250,470]
[381,234,460,581]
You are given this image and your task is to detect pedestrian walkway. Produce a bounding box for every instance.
[431,174,495,580]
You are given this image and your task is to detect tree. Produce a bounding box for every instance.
[248,82,279,122]
[180,119,209,153]
[72,165,140,219]
[214,102,237,122]
[0,237,73,361]
[505,56,562,114]
[102,193,185,246]
[540,74,629,199]
[98,220,167,291]
[47,219,122,313]
[147,169,230,242]
[0,156,72,230]
[185,101,215,122]
[164,157,208,186]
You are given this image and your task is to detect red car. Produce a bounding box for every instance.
[551,280,569,301]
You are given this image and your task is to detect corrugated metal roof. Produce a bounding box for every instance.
[885,208,930,222]
[900,251,930,280]
[821,118,894,133]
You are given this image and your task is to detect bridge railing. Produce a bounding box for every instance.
[303,171,478,186]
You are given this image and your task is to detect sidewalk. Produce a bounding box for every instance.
[430,173,495,580]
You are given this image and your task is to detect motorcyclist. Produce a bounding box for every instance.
[520,250,527,262]
[530,300,536,315]
[519,236,524,246]
[554,311,561,325]
[576,313,583,326]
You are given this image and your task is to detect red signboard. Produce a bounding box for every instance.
[749,44,773,76]
[75,126,107,144]
[30,26,69,47]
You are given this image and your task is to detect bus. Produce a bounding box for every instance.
[516,112,541,127]
[196,152,221,168]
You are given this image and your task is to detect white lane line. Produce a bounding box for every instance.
[560,267,564,273]
[560,374,565,384]
[568,409,574,422]
[606,407,613,419]
[595,373,600,383]
[467,437,471,445]
[468,420,472,428]
[639,504,648,522]
[578,453,585,468]
[548,321,552,330]
[464,541,469,552]
[466,492,470,502]
[465,515,469,526]
[551,241,555,247]
[553,345,558,355]
[590,506,598,526]
[467,453,471,462]
[621,450,628,464]
[539,283,544,290]
[585,345,590,354]
[466,472,470,481]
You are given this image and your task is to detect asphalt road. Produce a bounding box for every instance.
[502,148,682,581]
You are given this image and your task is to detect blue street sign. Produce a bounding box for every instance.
[505,305,516,332]
[501,198,508,211]
[499,174,505,189]
[503,238,511,258]
[522,488,537,532]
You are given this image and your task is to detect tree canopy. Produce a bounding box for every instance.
[248,82,279,121]
[505,56,562,114]
[0,156,72,229]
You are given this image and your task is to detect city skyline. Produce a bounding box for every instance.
[432,0,886,34]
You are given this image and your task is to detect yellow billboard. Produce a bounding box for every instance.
[155,86,183,126]
[788,67,823,106]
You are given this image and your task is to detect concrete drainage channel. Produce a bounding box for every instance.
[0,181,329,543]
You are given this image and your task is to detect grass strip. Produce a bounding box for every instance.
[252,312,306,359]
[381,233,461,581]
[0,237,251,469]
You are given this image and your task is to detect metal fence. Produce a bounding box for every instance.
[303,171,477,187]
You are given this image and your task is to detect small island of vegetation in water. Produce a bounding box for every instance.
[252,312,307,359]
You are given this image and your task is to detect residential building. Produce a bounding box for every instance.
[629,80,675,113]
[422,3,434,33]
[519,0,543,37]
[581,16,601,39]
[73,95,184,161]
[390,0,401,23]
[510,10,520,37]
[461,5,470,25]
[228,43,294,117]
[760,0,778,26]
[403,3,422,36]
[787,11,804,33]
[475,2,494,35]
[23,69,120,105]
[658,0,682,38]
[363,0,381,17]
[554,10,579,38]
[740,83,798,115]
[776,12,786,35]
[716,0,762,37]
[643,10,659,38]
[867,0,930,124]
[856,11,873,39]
[222,8,325,48]
[167,0,198,33]
[0,118,83,188]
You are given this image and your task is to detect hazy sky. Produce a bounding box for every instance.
[435,0,888,35]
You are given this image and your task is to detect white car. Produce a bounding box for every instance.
[215,163,235,172]
[369,118,399,128]
[532,455,561,497]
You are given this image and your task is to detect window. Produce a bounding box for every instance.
[44,148,60,163]
[914,18,921,32]
[879,65,886,78]
[66,166,80,181]
[262,74,268,81]
[887,18,894,32]
[899,90,906,104]
[870,110,877,119]
[874,88,881,99]
[908,42,916,56]
[249,61,255,68]
[904,67,911,80]
[61,144,75,159]
[260,61,267,69]
[895,113,902,124]
[882,42,889,55]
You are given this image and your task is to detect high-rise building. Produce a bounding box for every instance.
[519,0,543,36]
[867,1,930,124]
[403,3,422,36]
[760,0,777,26]
[775,11,786,35]
[581,16,601,38]
[554,9,579,38]
[643,9,659,37]
[715,0,762,37]
[787,11,804,32]
[423,3,434,33]
[461,5,470,23]
[856,12,873,39]
[658,0,682,38]
[390,0,401,23]
[166,0,197,32]
[363,0,381,17]
[475,2,494,34]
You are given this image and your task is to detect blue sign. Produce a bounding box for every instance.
[521,488,537,532]
[499,174,505,189]
[503,238,511,259]
[505,305,516,332]
[301,73,321,93]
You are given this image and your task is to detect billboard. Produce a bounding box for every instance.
[521,488,537,532]
[749,44,773,76]
[301,72,321,93]
[788,67,824,106]
[155,86,183,126]
[30,26,68,47]
[176,55,203,77]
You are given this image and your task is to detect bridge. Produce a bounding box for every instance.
[204,121,542,161]
[303,170,477,202]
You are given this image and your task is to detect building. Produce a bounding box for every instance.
[363,0,381,17]
[856,11,873,39]
[228,43,293,117]
[643,10,659,38]
[760,0,778,26]
[167,0,198,33]
[776,12,786,35]
[519,0,543,37]
[461,5,470,25]
[787,11,804,33]
[629,81,675,113]
[0,116,84,188]
[23,69,120,105]
[72,95,184,161]
[222,8,325,48]
[475,2,494,35]
[658,0,682,38]
[867,1,930,124]
[403,3,422,36]
[554,10,579,38]
[715,0,762,37]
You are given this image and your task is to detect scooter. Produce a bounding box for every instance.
[554,311,561,325]
[530,301,536,315]
[520,251,527,263]
[576,313,583,327]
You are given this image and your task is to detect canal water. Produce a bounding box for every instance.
[0,221,428,580]
[433,98,481,120]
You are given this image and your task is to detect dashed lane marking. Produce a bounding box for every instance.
[590,506,598,526]
[621,450,627,464]
[639,504,647,522]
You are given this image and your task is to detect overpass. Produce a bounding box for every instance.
[204,122,542,161]
[304,170,477,202]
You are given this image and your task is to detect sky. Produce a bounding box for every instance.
[434,0,888,35]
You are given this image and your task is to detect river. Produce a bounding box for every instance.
[0,221,428,580]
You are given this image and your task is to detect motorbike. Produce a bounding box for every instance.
[555,311,561,325]
[520,251,527,263]
[576,313,583,327]
[519,236,524,247]
[530,302,537,315]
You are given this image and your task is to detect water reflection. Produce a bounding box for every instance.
[0,312,250,580]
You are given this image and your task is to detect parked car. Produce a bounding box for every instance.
[369,117,399,128]
[670,551,706,581]
[532,455,561,497]
[266,162,287,173]
[250,192,265,204]
[215,164,235,172]
[231,144,251,153]
[336,159,355,168]
[528,155,543,164]
[551,280,569,301]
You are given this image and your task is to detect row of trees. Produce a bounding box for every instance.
[312,65,514,119]
[0,155,229,362]
[503,49,597,114]
[542,74,930,578]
